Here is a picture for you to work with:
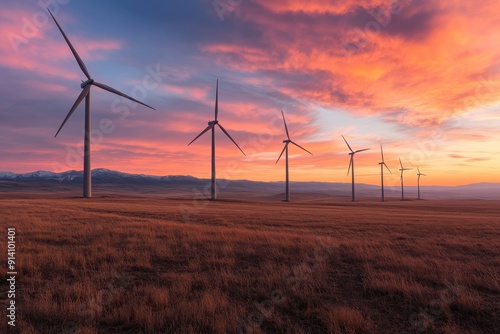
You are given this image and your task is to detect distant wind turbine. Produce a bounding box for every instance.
[276,111,313,202]
[417,167,427,200]
[342,135,370,202]
[49,9,155,198]
[188,79,245,200]
[379,144,392,202]
[399,158,413,201]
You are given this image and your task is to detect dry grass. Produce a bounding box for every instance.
[0,195,498,333]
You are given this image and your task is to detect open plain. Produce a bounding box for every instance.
[0,192,498,334]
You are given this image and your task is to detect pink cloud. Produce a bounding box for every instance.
[0,8,122,82]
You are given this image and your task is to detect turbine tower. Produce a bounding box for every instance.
[379,144,392,202]
[398,158,413,201]
[417,167,427,200]
[342,135,370,202]
[49,9,155,198]
[188,79,245,200]
[276,111,313,202]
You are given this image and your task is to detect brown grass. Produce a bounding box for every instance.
[0,196,498,333]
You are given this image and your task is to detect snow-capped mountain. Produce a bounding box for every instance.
[0,170,80,181]
[0,171,17,179]
[0,169,195,184]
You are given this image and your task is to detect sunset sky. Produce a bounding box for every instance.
[1,0,499,186]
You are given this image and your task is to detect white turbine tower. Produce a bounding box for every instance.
[188,79,245,200]
[417,167,427,200]
[276,111,313,202]
[399,158,413,201]
[49,9,155,198]
[379,144,392,202]
[342,135,370,202]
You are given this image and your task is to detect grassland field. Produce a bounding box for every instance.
[0,193,498,333]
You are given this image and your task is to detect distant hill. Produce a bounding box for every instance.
[0,168,499,200]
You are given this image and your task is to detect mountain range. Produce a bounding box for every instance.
[0,168,499,200]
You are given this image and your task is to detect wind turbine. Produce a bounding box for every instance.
[379,144,392,202]
[399,158,413,201]
[342,135,370,202]
[276,111,313,202]
[49,9,155,198]
[417,167,427,200]
[188,79,245,200]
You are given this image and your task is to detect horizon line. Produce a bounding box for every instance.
[1,168,499,188]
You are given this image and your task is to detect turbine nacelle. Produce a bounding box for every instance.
[80,79,94,88]
[276,111,312,165]
[399,158,412,173]
[188,80,245,157]
[50,8,154,140]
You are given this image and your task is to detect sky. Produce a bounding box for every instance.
[1,0,499,186]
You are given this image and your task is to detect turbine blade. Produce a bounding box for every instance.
[276,144,287,164]
[215,79,219,121]
[290,141,313,155]
[384,162,392,174]
[55,85,90,137]
[355,148,370,153]
[381,143,385,162]
[93,81,155,110]
[399,157,403,169]
[281,111,290,140]
[47,9,91,80]
[417,166,421,174]
[341,135,354,152]
[217,123,246,156]
[188,124,213,146]
[347,155,353,176]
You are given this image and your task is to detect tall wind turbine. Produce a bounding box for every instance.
[49,9,155,198]
[276,111,313,202]
[399,158,413,201]
[379,144,392,202]
[188,79,245,200]
[417,167,427,200]
[342,135,370,202]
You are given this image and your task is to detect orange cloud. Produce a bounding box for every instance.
[203,0,500,129]
[255,0,390,15]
